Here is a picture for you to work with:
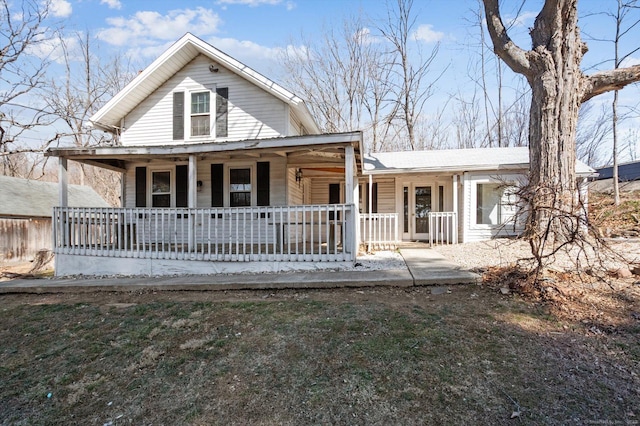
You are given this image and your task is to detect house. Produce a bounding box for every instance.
[0,176,110,262]
[595,160,640,182]
[361,148,594,243]
[45,33,594,277]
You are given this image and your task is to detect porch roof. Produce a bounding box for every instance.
[45,132,363,173]
[363,147,596,177]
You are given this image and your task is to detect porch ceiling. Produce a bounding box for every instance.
[45,132,363,173]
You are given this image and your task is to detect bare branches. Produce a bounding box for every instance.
[0,0,55,163]
[482,0,532,78]
[581,65,640,103]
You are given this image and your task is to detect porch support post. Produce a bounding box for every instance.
[452,174,458,243]
[344,145,357,258]
[188,155,197,255]
[188,155,197,208]
[368,173,373,248]
[58,157,68,207]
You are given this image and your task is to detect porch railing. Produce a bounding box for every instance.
[53,205,355,262]
[428,211,458,246]
[359,213,399,250]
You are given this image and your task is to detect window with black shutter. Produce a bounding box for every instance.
[175,165,188,207]
[210,164,224,207]
[173,92,184,140]
[216,87,228,138]
[135,167,147,207]
[256,162,270,206]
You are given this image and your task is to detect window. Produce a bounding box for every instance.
[152,171,171,207]
[230,168,251,207]
[476,183,504,225]
[190,92,210,137]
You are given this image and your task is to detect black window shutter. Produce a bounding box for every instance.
[211,164,224,207]
[216,88,228,138]
[329,183,340,220]
[173,92,184,140]
[135,167,147,207]
[372,182,378,213]
[256,162,270,206]
[175,165,188,207]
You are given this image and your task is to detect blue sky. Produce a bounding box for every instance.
[20,0,640,160]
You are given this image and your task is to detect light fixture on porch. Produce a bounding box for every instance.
[295,168,303,186]
[197,180,203,192]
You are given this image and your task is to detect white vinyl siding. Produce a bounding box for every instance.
[121,55,287,146]
[124,156,287,208]
[462,172,524,242]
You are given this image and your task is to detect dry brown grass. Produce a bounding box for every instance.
[1,284,639,425]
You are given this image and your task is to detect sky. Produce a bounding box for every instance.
[14,0,640,161]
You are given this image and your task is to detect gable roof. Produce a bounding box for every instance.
[0,176,110,218]
[90,33,320,135]
[364,147,596,176]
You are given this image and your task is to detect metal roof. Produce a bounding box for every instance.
[596,160,640,181]
[0,176,110,218]
[364,147,596,176]
[89,33,320,136]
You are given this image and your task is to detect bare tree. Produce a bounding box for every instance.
[483,0,640,259]
[378,0,445,150]
[43,32,137,205]
[0,0,57,173]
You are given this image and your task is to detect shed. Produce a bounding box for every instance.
[0,176,110,262]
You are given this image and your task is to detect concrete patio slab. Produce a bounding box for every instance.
[400,248,481,286]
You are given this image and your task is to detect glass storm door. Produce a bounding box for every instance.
[413,186,432,240]
[403,185,432,240]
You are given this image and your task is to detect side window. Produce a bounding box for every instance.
[476,183,513,225]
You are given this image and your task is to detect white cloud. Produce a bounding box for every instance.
[620,56,640,67]
[50,0,72,17]
[506,11,537,28]
[98,7,222,47]
[26,33,80,63]
[413,24,444,43]
[100,0,122,10]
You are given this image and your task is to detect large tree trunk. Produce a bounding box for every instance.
[526,1,584,243]
[483,0,640,253]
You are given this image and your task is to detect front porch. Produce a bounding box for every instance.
[53,204,355,263]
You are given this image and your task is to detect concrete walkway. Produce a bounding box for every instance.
[0,248,479,293]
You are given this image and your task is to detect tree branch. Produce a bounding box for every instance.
[482,0,532,78]
[581,64,640,103]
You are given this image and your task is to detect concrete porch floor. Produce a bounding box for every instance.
[0,246,479,293]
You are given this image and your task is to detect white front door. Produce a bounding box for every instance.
[402,184,433,241]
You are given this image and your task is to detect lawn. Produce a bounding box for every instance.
[1,284,638,425]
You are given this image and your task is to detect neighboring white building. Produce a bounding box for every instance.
[46,33,595,276]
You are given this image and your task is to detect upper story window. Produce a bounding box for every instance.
[173,88,228,140]
[191,92,210,137]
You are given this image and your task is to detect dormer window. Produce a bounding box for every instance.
[191,92,210,136]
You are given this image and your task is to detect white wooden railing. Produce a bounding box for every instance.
[53,205,355,262]
[359,213,399,250]
[428,211,458,246]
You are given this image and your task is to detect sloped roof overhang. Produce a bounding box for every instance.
[45,132,363,173]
